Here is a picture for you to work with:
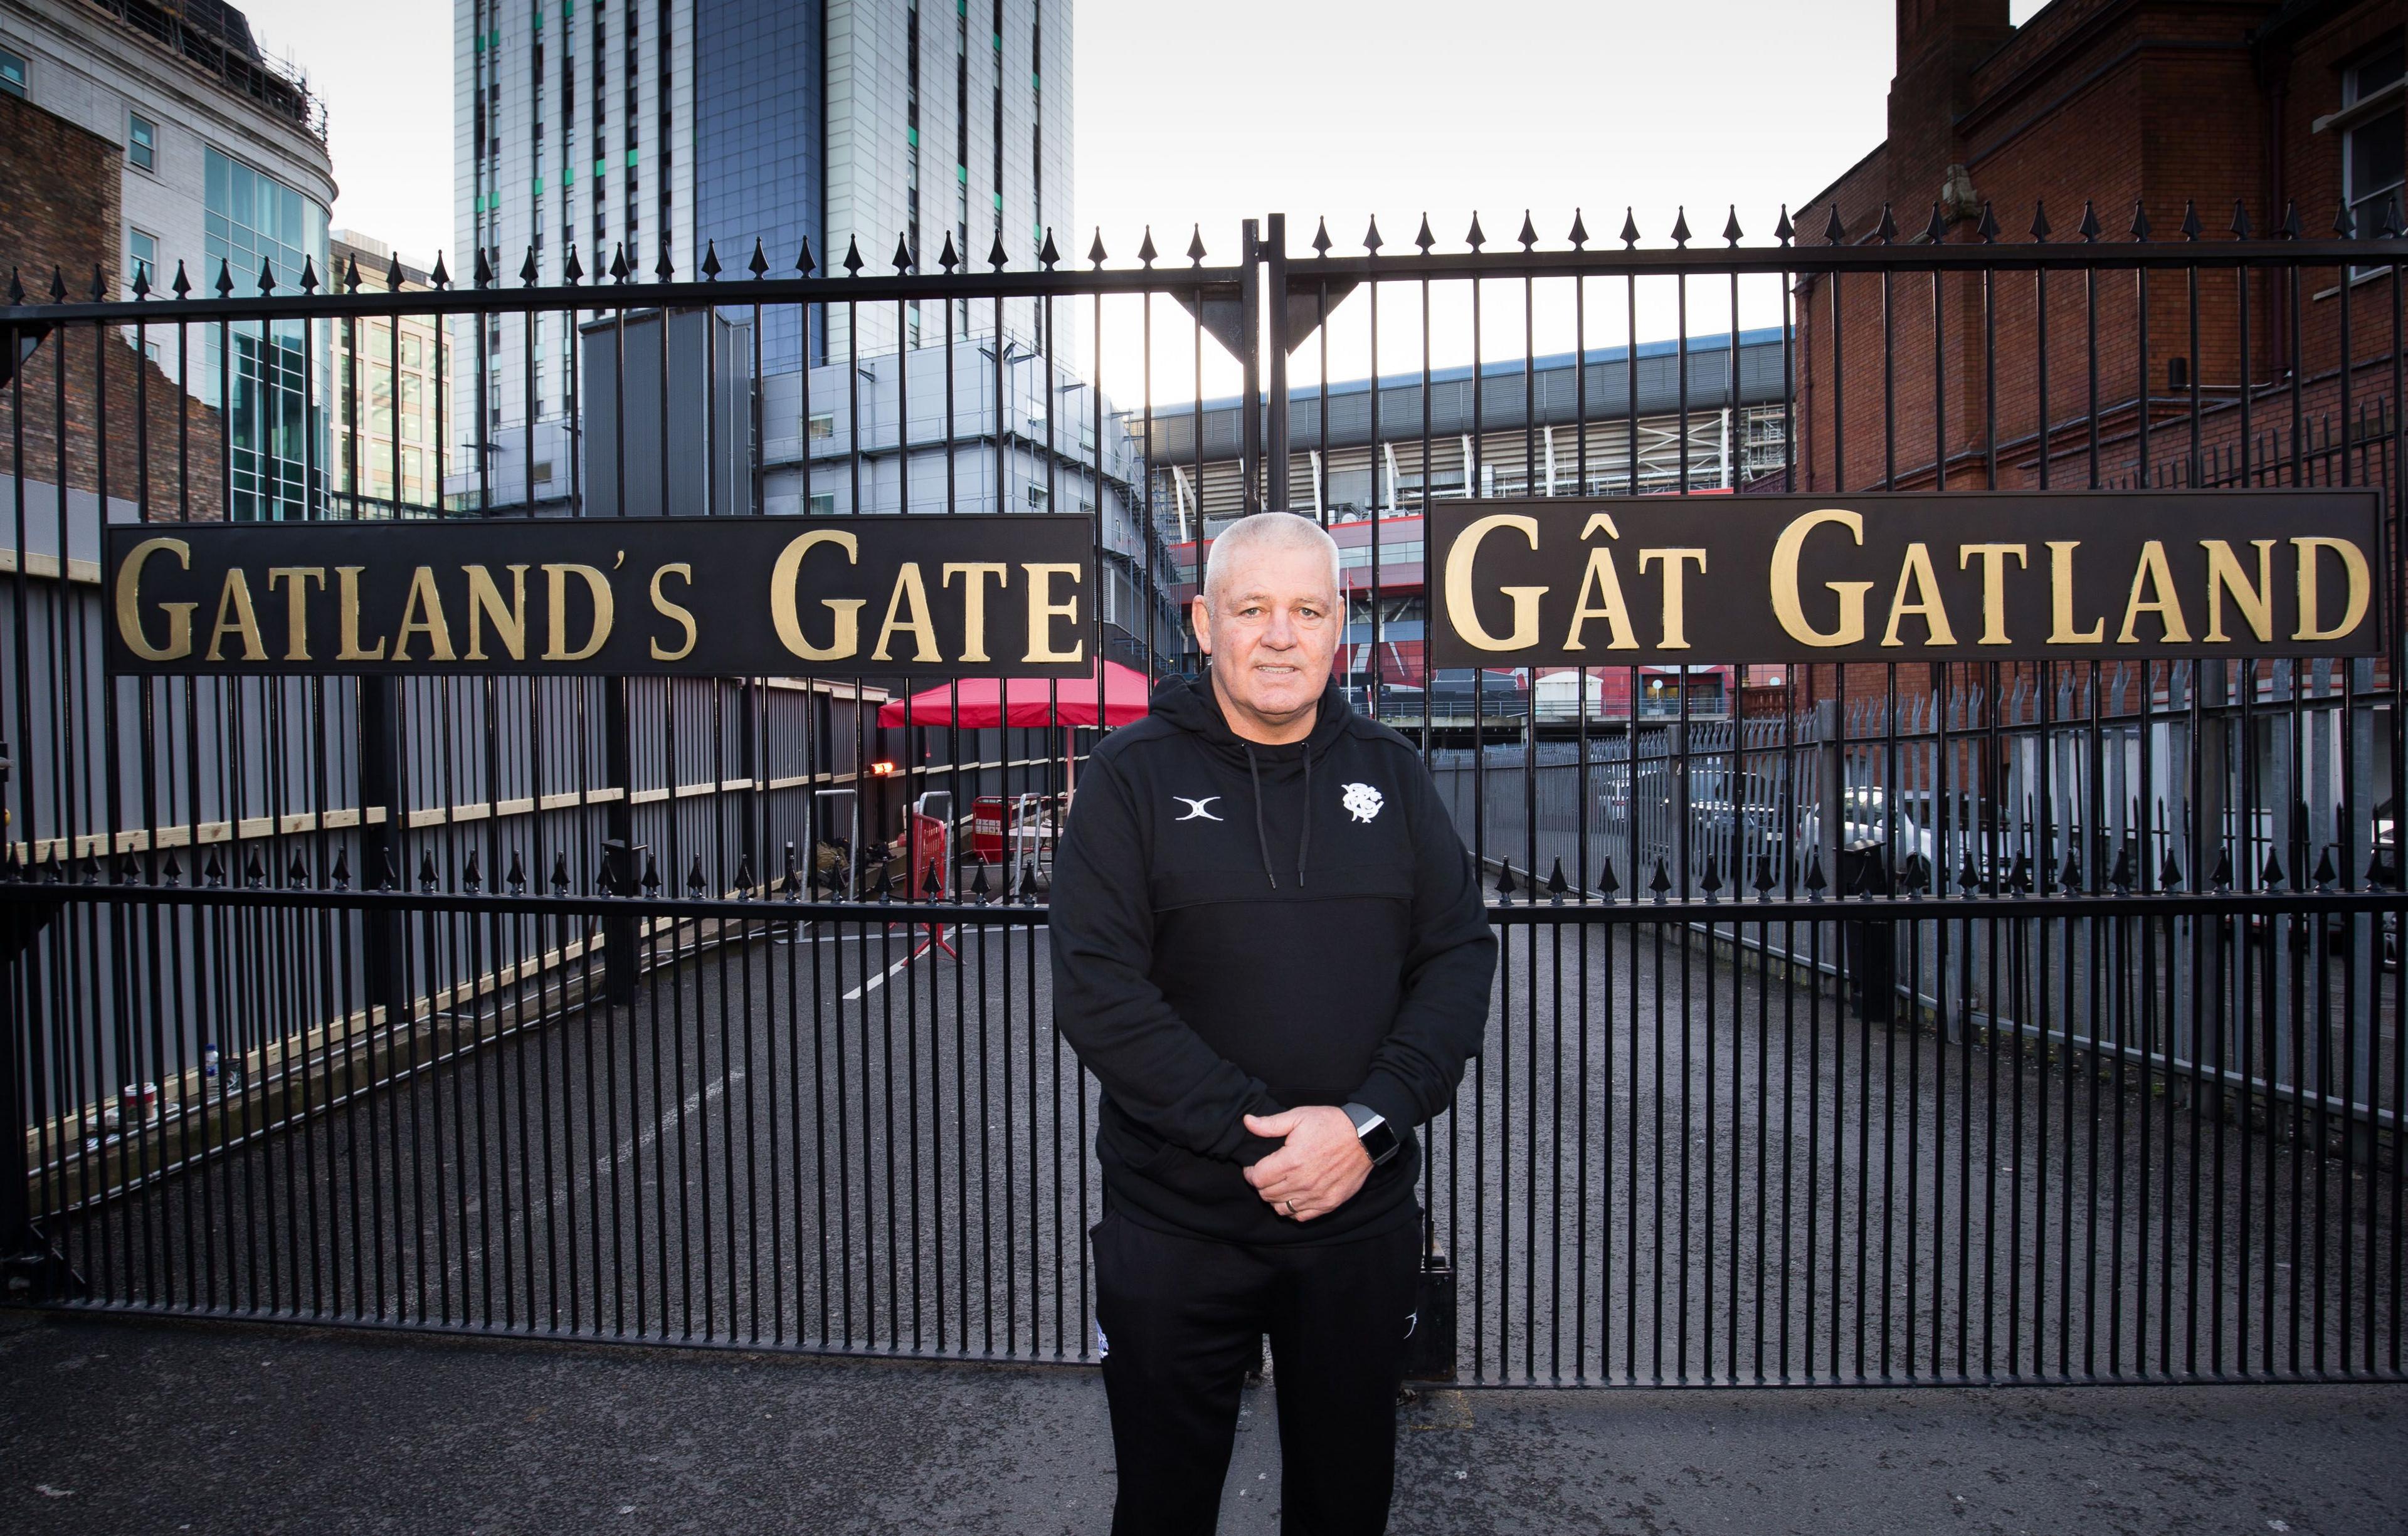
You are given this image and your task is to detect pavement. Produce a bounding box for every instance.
[3,1307,2404,1536]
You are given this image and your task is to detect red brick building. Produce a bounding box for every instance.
[1793,0,2402,498]
[1,88,221,520]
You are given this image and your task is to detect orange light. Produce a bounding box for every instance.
[867,760,899,777]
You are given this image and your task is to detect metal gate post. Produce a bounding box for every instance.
[603,676,638,1005]
[1264,213,1291,512]
[1238,219,1263,513]
[357,676,408,1033]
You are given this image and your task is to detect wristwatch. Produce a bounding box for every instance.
[1343,1102,1402,1167]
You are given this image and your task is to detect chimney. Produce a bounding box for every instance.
[1886,0,2017,215]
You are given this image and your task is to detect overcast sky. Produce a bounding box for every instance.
[240,0,2050,401]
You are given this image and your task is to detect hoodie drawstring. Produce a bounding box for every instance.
[1244,745,1279,892]
[1242,744,1313,892]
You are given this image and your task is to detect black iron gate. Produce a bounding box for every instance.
[2,205,2404,1386]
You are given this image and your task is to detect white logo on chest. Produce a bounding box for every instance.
[1339,782,1384,823]
[1173,796,1223,823]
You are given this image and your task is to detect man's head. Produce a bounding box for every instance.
[1192,512,1342,745]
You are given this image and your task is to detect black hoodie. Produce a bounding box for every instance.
[1049,671,1497,1246]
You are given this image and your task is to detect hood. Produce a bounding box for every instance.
[1146,670,1354,890]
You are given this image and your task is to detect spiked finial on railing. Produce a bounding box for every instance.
[1492,860,1516,903]
[2160,851,2183,892]
[640,854,661,898]
[1464,212,1487,251]
[473,246,494,288]
[418,850,439,892]
[520,246,540,285]
[1671,207,1694,247]
[1186,224,1207,266]
[89,260,114,300]
[1724,206,1745,246]
[117,853,140,886]
[507,851,526,896]
[1622,208,1643,248]
[1755,855,1777,898]
[299,255,320,295]
[653,246,674,281]
[1975,202,1999,243]
[6,268,24,305]
[1872,204,1896,245]
[462,851,482,893]
[687,855,706,898]
[921,862,943,900]
[1017,861,1041,905]
[2076,201,2102,243]
[1566,208,1588,250]
[1413,214,1436,255]
[749,238,769,278]
[1774,205,1795,245]
[2229,199,2252,240]
[1597,855,1620,901]
[2029,201,2052,242]
[2129,200,2152,241]
[2108,843,2133,892]
[609,243,630,282]
[2331,201,2355,239]
[243,849,265,888]
[1803,851,1827,900]
[736,855,757,898]
[1516,210,1538,251]
[2377,194,2402,239]
[781,843,801,900]
[939,232,961,271]
[970,858,991,904]
[2005,850,2031,894]
[171,260,191,298]
[1648,856,1673,904]
[1038,228,1060,269]
[2313,847,2337,891]
[564,245,584,285]
[161,853,182,888]
[1698,854,1723,902]
[1089,227,1109,266]
[2261,848,2285,888]
[701,239,722,280]
[329,848,350,892]
[1922,203,1947,245]
[2209,848,2233,890]
[131,262,150,300]
[892,231,914,273]
[386,251,408,292]
[550,851,569,896]
[204,850,225,887]
[1309,217,1331,258]
[1137,226,1159,266]
[2279,201,2301,239]
[988,231,1011,270]
[796,237,817,276]
[1959,850,1981,893]
[214,258,235,297]
[2178,201,2202,241]
[1547,856,1568,905]
[2057,851,2082,893]
[1821,204,1846,245]
[1361,216,1383,255]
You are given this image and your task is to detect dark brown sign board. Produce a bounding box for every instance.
[1427,491,2385,666]
[103,514,1097,678]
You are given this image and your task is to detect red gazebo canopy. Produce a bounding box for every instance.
[877,659,1153,729]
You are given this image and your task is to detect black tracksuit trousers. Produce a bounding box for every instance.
[1091,1202,1422,1536]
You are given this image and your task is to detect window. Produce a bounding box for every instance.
[2343,43,2404,270]
[0,46,24,98]
[128,228,157,288]
[1026,484,1048,510]
[806,491,835,517]
[399,374,422,441]
[401,332,423,369]
[127,113,156,172]
[807,411,835,444]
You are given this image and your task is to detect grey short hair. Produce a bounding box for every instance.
[1200,511,1341,607]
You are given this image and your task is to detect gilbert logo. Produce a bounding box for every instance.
[1340,783,1384,823]
[1173,796,1223,823]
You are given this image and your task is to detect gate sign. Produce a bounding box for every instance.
[1429,491,2384,666]
[103,513,1096,678]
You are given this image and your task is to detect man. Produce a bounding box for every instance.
[1050,510,1497,1534]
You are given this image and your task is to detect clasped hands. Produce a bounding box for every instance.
[1240,1106,1370,1223]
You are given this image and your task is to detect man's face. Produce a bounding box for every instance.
[1193,539,1340,739]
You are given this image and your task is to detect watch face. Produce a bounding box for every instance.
[1361,1120,1401,1165]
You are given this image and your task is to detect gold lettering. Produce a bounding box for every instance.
[1442,512,1545,651]
[391,566,457,662]
[769,529,864,661]
[204,568,267,662]
[648,564,697,662]
[943,561,1009,663]
[1768,509,1872,647]
[2293,536,2372,643]
[1956,543,2026,646]
[1563,546,1637,651]
[1022,562,1085,663]
[266,567,325,662]
[541,563,615,661]
[873,561,943,663]
[115,537,195,662]
[463,564,529,661]
[336,566,388,661]
[2116,540,2191,644]
[2046,542,2105,644]
[2200,539,2275,644]
[1637,549,1707,650]
[1880,542,1957,648]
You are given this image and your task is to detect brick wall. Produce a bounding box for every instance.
[0,90,222,518]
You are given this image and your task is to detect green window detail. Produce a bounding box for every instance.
[907,126,918,147]
[991,191,1001,210]
[563,164,573,184]
[1032,73,1040,90]
[956,162,967,183]
[474,30,484,51]
[534,176,544,194]
[490,28,500,48]
[474,192,485,213]
[532,4,542,28]
[625,148,637,167]
[594,159,605,177]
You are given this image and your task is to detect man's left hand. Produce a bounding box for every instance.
[1241,1107,1371,1222]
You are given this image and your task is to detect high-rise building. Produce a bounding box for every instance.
[454,0,1073,506]
[3,0,336,520]
[327,231,456,517]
